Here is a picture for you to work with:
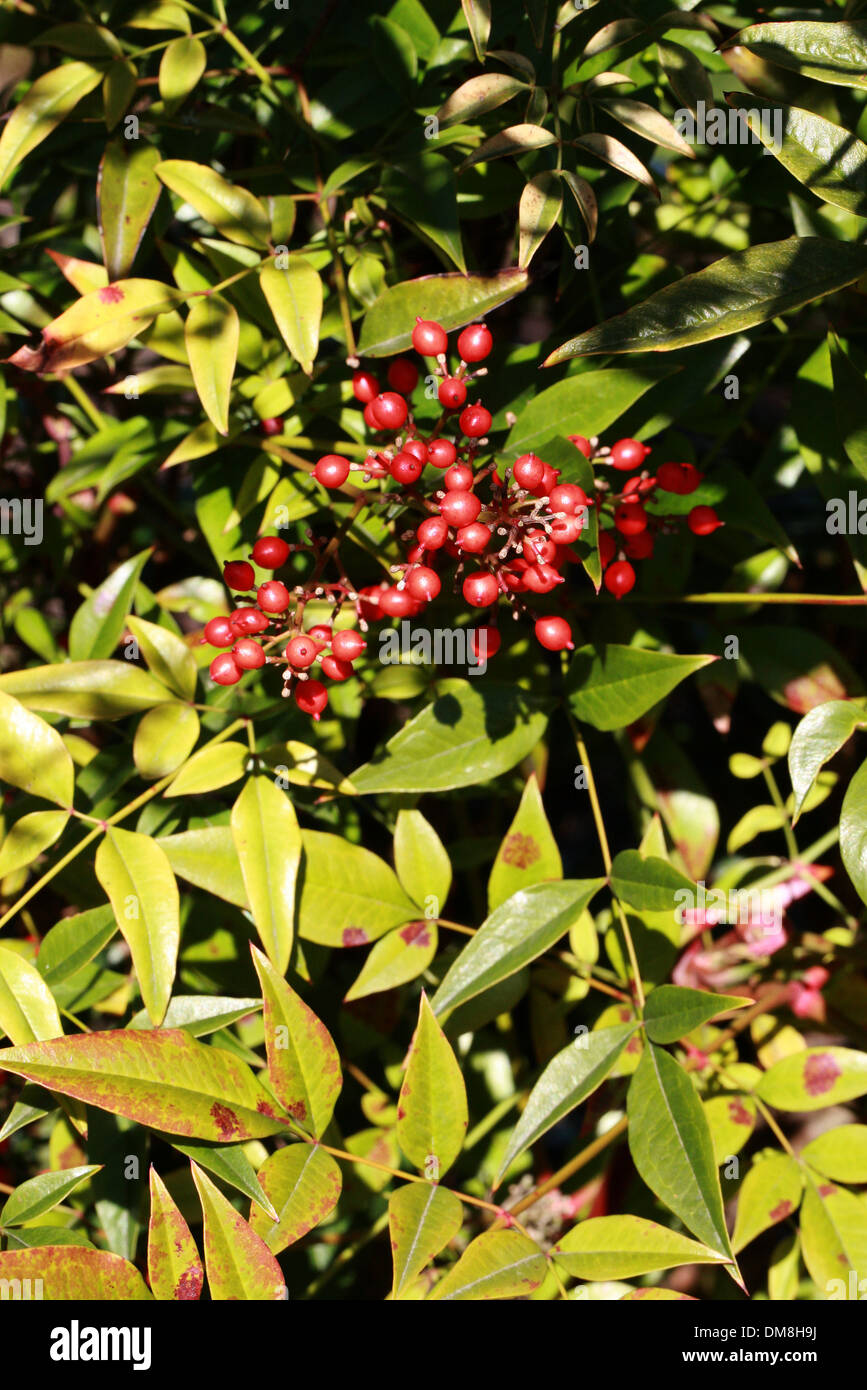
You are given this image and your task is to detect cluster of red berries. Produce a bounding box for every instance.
[204,316,722,715]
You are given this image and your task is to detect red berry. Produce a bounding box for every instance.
[459,404,491,439]
[532,464,561,498]
[440,490,481,527]
[549,483,588,515]
[549,513,584,544]
[251,535,290,569]
[406,566,441,601]
[444,463,473,491]
[320,654,354,681]
[204,616,235,647]
[534,616,573,651]
[598,530,617,568]
[604,560,636,598]
[688,505,723,536]
[403,438,428,464]
[624,531,654,560]
[257,580,291,613]
[614,502,647,536]
[363,453,388,479]
[438,377,467,410]
[357,585,385,622]
[379,586,416,617]
[233,638,266,669]
[513,453,545,490]
[295,679,328,720]
[224,560,255,591]
[472,624,500,658]
[363,401,380,429]
[352,370,380,403]
[569,435,593,458]
[456,522,491,553]
[522,530,557,564]
[285,634,321,668]
[418,516,449,549]
[260,417,282,437]
[371,392,408,430]
[314,454,350,488]
[457,323,492,363]
[411,318,448,356]
[210,652,242,685]
[231,607,269,635]
[332,629,366,660]
[387,358,418,394]
[390,451,424,485]
[462,571,499,607]
[610,438,651,471]
[523,563,564,594]
[308,624,332,643]
[427,438,457,469]
[656,461,703,495]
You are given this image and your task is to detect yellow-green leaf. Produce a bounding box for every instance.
[147,1166,203,1300]
[95,828,179,1025]
[553,1214,727,1280]
[97,140,163,281]
[251,945,341,1137]
[0,946,63,1044]
[732,1154,804,1253]
[167,742,249,796]
[185,293,239,435]
[802,1124,867,1183]
[518,171,563,269]
[192,1162,286,1300]
[0,691,74,805]
[756,1046,867,1111]
[126,614,197,701]
[0,810,68,878]
[344,921,438,1002]
[0,62,104,190]
[249,1143,342,1254]
[6,279,179,374]
[429,1229,546,1300]
[488,772,562,910]
[231,777,301,972]
[0,1246,151,1299]
[260,259,322,375]
[389,1181,463,1298]
[394,808,451,911]
[799,1176,867,1294]
[0,660,174,720]
[159,36,207,109]
[102,58,137,131]
[132,703,199,779]
[397,994,467,1179]
[156,159,270,249]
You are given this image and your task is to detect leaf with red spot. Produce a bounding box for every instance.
[147,1166,203,1300]
[487,772,562,911]
[0,1029,287,1141]
[5,279,179,374]
[388,1181,463,1299]
[756,1046,867,1111]
[344,920,438,1002]
[703,1094,757,1165]
[0,1246,151,1299]
[732,1153,804,1253]
[397,993,467,1179]
[429,1229,546,1301]
[248,1143,342,1253]
[251,944,342,1137]
[191,1163,286,1301]
[298,829,418,946]
[799,1175,867,1294]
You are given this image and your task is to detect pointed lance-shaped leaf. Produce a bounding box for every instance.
[95,827,179,1026]
[429,1229,546,1300]
[251,944,342,1137]
[147,1167,203,1300]
[397,993,468,1178]
[389,1181,463,1298]
[191,1163,286,1301]
[249,1143,342,1254]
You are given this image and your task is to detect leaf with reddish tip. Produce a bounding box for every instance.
[95,827,179,1026]
[398,994,467,1178]
[0,1029,287,1140]
[231,777,301,972]
[251,944,341,1137]
[98,139,163,281]
[429,1229,546,1300]
[0,1246,151,1299]
[5,279,179,374]
[46,248,108,294]
[0,62,104,190]
[191,1163,286,1301]
[249,1143,342,1253]
[388,1181,463,1298]
[147,1167,203,1300]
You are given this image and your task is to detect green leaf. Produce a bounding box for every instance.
[595,97,694,157]
[358,269,527,356]
[732,1154,804,1253]
[553,1214,726,1280]
[95,827,179,1026]
[184,294,238,435]
[0,1029,287,1140]
[394,808,451,910]
[397,994,467,1178]
[799,1177,867,1294]
[251,945,341,1138]
[830,335,867,480]
[37,906,118,987]
[249,1143,342,1254]
[488,772,561,911]
[155,159,271,248]
[170,1139,275,1219]
[544,238,867,363]
[560,170,598,243]
[609,851,692,916]
[802,1125,867,1183]
[383,153,465,273]
[841,756,867,907]
[496,1025,634,1182]
[98,140,163,281]
[388,1181,463,1298]
[431,879,604,1018]
[41,22,122,57]
[156,826,247,906]
[0,1247,151,1299]
[147,1166,203,1300]
[0,62,104,190]
[789,701,867,823]
[344,921,438,1002]
[231,777,301,972]
[567,645,716,732]
[69,549,151,662]
[0,810,68,878]
[0,946,63,1044]
[518,171,562,269]
[133,702,199,779]
[460,123,557,172]
[756,1046,867,1112]
[731,96,867,218]
[350,679,549,793]
[167,742,248,796]
[125,3,191,33]
[436,73,527,127]
[573,132,656,193]
[627,1043,733,1258]
[644,985,751,1044]
[126,614,197,701]
[0,692,74,806]
[731,20,867,90]
[102,58,137,132]
[191,1162,286,1300]
[260,740,357,794]
[260,259,322,375]
[429,1229,546,1300]
[128,995,261,1038]
[657,40,713,112]
[505,363,674,458]
[1,1165,101,1227]
[159,35,207,108]
[461,0,490,62]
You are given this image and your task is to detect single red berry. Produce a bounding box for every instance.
[457,323,492,363]
[403,438,428,464]
[501,567,527,593]
[678,463,703,494]
[523,563,564,594]
[610,438,651,471]
[599,530,617,568]
[257,580,291,613]
[569,435,593,458]
[459,404,491,439]
[285,634,321,668]
[371,392,408,430]
[379,586,416,617]
[390,451,424,485]
[656,461,703,495]
[363,400,380,429]
[624,531,654,560]
[456,521,491,553]
[462,571,499,607]
[688,505,723,536]
[295,679,328,720]
[204,616,235,647]
[444,463,473,491]
[331,629,366,661]
[406,541,426,565]
[314,454,350,488]
[472,624,500,658]
[224,560,255,591]
[358,585,385,621]
[363,452,389,479]
[320,654,354,681]
[513,453,545,490]
[406,566,441,601]
[549,483,588,515]
[251,535,290,569]
[614,502,648,536]
[210,652,242,685]
[417,516,449,549]
[522,530,557,564]
[231,607,269,635]
[532,464,561,498]
[387,358,419,394]
[438,377,467,410]
[232,638,266,669]
[549,513,584,544]
[535,616,573,651]
[427,438,457,469]
[308,624,332,643]
[412,318,448,356]
[604,560,636,598]
[440,490,481,527]
[260,417,283,437]
[352,370,380,403]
